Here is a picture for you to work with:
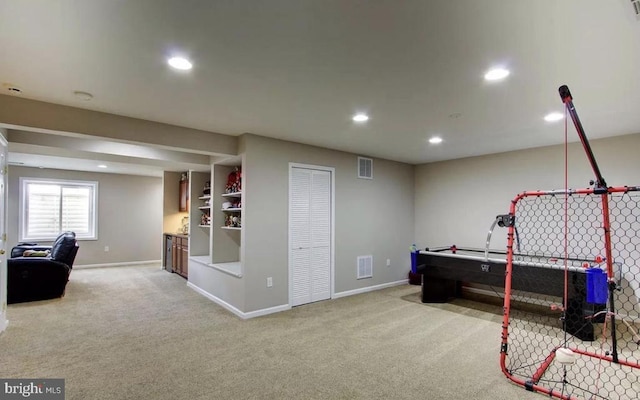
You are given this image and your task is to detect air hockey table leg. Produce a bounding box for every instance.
[421,276,458,303]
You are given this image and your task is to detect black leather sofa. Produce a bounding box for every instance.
[8,231,79,304]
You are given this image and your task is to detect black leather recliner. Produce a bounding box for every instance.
[8,231,79,304]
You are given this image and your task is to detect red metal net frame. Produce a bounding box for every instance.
[499,86,640,399]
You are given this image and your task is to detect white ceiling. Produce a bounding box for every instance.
[1,0,639,176]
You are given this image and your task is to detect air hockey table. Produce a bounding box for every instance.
[415,246,605,341]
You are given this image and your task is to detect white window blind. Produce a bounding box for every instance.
[20,178,98,241]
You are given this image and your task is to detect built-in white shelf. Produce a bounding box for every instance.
[210,261,242,278]
[190,255,211,263]
[221,192,241,198]
[198,195,211,200]
[221,226,241,230]
[221,208,241,212]
[199,206,211,210]
[189,257,242,278]
[198,224,210,228]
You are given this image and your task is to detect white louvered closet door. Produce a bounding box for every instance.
[290,167,331,307]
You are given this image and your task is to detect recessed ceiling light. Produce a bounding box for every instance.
[167,57,193,70]
[352,113,369,123]
[428,136,443,144]
[484,67,510,81]
[544,112,564,122]
[97,164,108,169]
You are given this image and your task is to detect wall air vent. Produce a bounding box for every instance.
[357,255,373,279]
[357,157,373,179]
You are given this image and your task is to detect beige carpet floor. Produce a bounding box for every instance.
[0,265,543,400]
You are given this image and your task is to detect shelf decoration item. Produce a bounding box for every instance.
[199,182,212,227]
[179,172,189,212]
[222,200,240,209]
[225,167,241,194]
[224,214,241,228]
[201,213,211,226]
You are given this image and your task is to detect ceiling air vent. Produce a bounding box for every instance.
[357,255,373,279]
[357,157,373,179]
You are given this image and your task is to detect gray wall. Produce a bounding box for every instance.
[188,261,246,312]
[8,166,163,266]
[242,134,414,312]
[414,133,640,250]
[0,94,238,157]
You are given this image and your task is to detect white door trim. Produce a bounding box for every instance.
[288,163,335,307]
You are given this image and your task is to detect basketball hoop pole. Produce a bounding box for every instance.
[558,85,618,363]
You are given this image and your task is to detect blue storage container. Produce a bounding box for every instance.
[411,251,418,273]
[586,268,608,305]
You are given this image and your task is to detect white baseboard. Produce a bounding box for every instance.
[188,279,410,319]
[186,282,290,319]
[74,260,162,269]
[333,279,408,299]
[243,304,292,319]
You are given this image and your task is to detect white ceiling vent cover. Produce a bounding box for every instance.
[357,255,373,279]
[358,157,373,179]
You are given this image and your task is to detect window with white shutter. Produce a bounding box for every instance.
[20,178,98,241]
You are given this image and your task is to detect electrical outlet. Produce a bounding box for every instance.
[267,277,273,287]
[386,258,391,267]
[104,246,109,252]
